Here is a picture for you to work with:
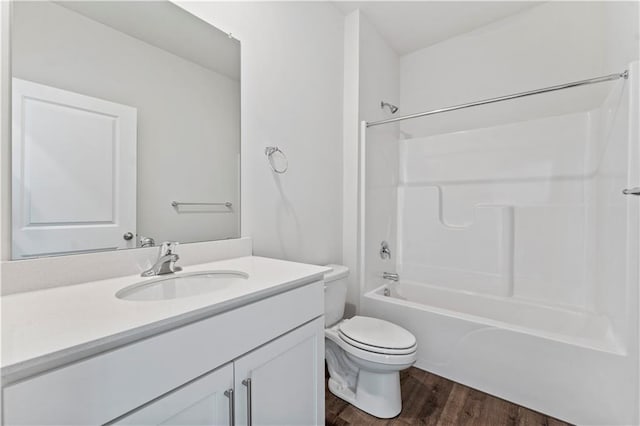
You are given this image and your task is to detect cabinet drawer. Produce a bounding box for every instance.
[3,281,323,425]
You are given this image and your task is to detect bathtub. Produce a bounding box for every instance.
[361,280,635,425]
[367,280,621,353]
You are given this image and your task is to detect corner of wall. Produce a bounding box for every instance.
[1,1,11,263]
[342,9,361,314]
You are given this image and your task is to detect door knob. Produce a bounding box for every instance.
[123,232,134,241]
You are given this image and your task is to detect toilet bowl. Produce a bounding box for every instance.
[323,265,417,418]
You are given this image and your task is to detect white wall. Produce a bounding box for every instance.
[603,1,640,72]
[11,1,240,247]
[399,2,638,138]
[177,1,344,266]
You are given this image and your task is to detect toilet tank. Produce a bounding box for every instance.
[324,264,350,327]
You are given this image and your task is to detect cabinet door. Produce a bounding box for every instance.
[112,363,233,426]
[234,317,325,426]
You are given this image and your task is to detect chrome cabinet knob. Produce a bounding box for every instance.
[123,232,134,241]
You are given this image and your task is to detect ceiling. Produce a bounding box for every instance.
[332,1,542,55]
[56,1,240,80]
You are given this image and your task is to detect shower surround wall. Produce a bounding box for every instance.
[358,2,640,424]
[399,111,595,307]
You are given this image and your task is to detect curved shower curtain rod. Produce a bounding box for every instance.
[365,70,629,128]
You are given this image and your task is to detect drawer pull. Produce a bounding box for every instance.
[242,379,252,426]
[224,388,235,426]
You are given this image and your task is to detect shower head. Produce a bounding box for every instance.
[381,101,399,114]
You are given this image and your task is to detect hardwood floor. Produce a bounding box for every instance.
[325,367,571,426]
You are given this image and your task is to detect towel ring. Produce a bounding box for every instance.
[265,146,288,174]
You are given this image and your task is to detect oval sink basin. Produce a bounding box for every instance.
[116,271,249,301]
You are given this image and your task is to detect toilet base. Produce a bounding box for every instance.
[328,369,402,419]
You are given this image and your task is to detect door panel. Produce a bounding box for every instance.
[112,363,233,426]
[12,78,137,258]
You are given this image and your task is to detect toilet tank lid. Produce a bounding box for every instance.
[324,264,349,282]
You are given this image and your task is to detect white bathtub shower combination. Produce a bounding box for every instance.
[360,63,639,425]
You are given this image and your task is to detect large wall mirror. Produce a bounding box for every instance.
[9,1,240,259]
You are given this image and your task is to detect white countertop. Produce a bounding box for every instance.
[1,256,328,382]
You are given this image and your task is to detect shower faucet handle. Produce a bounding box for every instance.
[380,241,391,259]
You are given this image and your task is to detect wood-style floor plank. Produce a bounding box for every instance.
[437,384,470,426]
[325,367,572,426]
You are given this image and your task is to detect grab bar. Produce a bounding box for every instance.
[171,201,232,208]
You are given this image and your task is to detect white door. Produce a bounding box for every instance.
[12,78,137,258]
[234,317,325,426]
[113,363,234,426]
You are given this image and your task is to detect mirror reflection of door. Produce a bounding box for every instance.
[12,78,137,258]
[9,1,241,259]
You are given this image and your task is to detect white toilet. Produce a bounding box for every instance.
[324,265,417,419]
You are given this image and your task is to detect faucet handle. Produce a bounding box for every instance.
[380,241,391,260]
[159,241,179,256]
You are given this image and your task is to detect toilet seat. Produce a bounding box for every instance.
[338,316,417,355]
[339,332,417,355]
[326,322,417,366]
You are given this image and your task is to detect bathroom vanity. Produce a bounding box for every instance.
[1,256,327,425]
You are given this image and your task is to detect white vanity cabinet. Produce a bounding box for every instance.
[2,280,325,426]
[113,319,324,426]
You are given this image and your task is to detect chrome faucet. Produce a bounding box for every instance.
[141,241,182,277]
[382,272,399,281]
[380,241,391,260]
[139,235,156,248]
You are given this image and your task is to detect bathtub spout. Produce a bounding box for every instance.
[382,272,399,281]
